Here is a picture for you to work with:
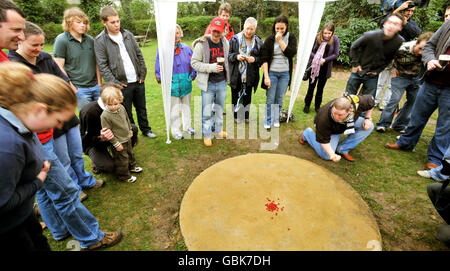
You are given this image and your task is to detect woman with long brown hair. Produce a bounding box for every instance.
[304,22,340,113]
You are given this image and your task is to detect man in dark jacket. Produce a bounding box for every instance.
[298,94,375,163]
[79,91,138,174]
[386,20,450,170]
[94,6,156,138]
[345,13,405,98]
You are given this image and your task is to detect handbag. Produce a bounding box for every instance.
[302,65,312,81]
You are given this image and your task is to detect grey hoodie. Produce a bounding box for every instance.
[191,35,230,91]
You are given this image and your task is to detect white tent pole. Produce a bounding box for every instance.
[267,0,334,122]
[153,0,215,144]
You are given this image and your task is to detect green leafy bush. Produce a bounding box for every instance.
[257,17,298,39]
[41,22,63,44]
[334,18,378,66]
[132,16,241,40]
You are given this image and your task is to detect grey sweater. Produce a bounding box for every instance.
[191,35,230,91]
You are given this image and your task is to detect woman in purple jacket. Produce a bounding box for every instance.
[304,22,340,113]
[155,24,197,140]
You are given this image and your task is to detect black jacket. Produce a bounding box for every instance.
[228,34,263,90]
[260,33,298,90]
[350,29,404,74]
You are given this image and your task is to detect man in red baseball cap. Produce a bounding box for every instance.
[191,17,230,147]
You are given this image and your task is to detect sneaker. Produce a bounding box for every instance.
[213,131,227,139]
[122,176,137,183]
[263,123,271,129]
[173,133,184,140]
[90,179,104,189]
[143,131,157,138]
[83,230,123,251]
[417,170,431,179]
[203,138,212,147]
[184,128,195,135]
[130,166,143,173]
[79,192,88,202]
[54,232,72,242]
[376,126,386,133]
[273,122,280,128]
[378,105,385,111]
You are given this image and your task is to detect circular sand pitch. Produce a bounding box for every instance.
[179,153,381,251]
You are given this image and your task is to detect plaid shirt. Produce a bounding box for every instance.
[393,40,423,78]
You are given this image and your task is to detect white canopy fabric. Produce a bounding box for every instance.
[154,0,334,142]
[271,0,336,122]
[153,0,214,144]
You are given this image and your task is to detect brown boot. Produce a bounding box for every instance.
[84,230,123,250]
[298,130,306,145]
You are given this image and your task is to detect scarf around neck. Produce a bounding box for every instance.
[237,32,256,83]
[310,40,328,83]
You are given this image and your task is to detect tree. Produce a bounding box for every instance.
[79,0,113,23]
[14,0,46,25]
[42,0,67,24]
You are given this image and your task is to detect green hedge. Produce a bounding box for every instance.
[134,16,241,40]
[41,22,104,44]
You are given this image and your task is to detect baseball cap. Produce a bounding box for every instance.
[209,17,225,34]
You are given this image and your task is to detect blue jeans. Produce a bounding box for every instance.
[53,126,96,190]
[397,81,450,165]
[202,80,227,138]
[36,139,104,248]
[377,76,419,130]
[266,71,290,126]
[345,72,379,98]
[302,117,374,160]
[76,85,100,111]
[430,146,450,181]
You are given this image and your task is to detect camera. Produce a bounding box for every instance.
[410,0,429,8]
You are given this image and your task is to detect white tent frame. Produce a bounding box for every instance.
[154,0,335,143]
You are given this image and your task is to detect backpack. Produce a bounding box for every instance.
[380,0,404,13]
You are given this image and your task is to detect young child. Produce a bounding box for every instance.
[100,84,142,183]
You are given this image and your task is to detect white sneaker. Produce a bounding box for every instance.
[376,126,386,133]
[123,176,137,183]
[273,122,280,128]
[184,128,195,135]
[417,170,431,179]
[173,133,184,140]
[130,166,143,173]
[144,131,157,138]
[263,123,271,129]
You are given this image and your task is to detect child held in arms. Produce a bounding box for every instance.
[100,83,143,183]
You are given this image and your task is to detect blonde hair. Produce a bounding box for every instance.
[101,85,123,105]
[62,7,90,32]
[0,62,77,113]
[176,24,183,38]
[333,97,352,111]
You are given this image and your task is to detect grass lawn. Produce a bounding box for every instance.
[42,40,445,251]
